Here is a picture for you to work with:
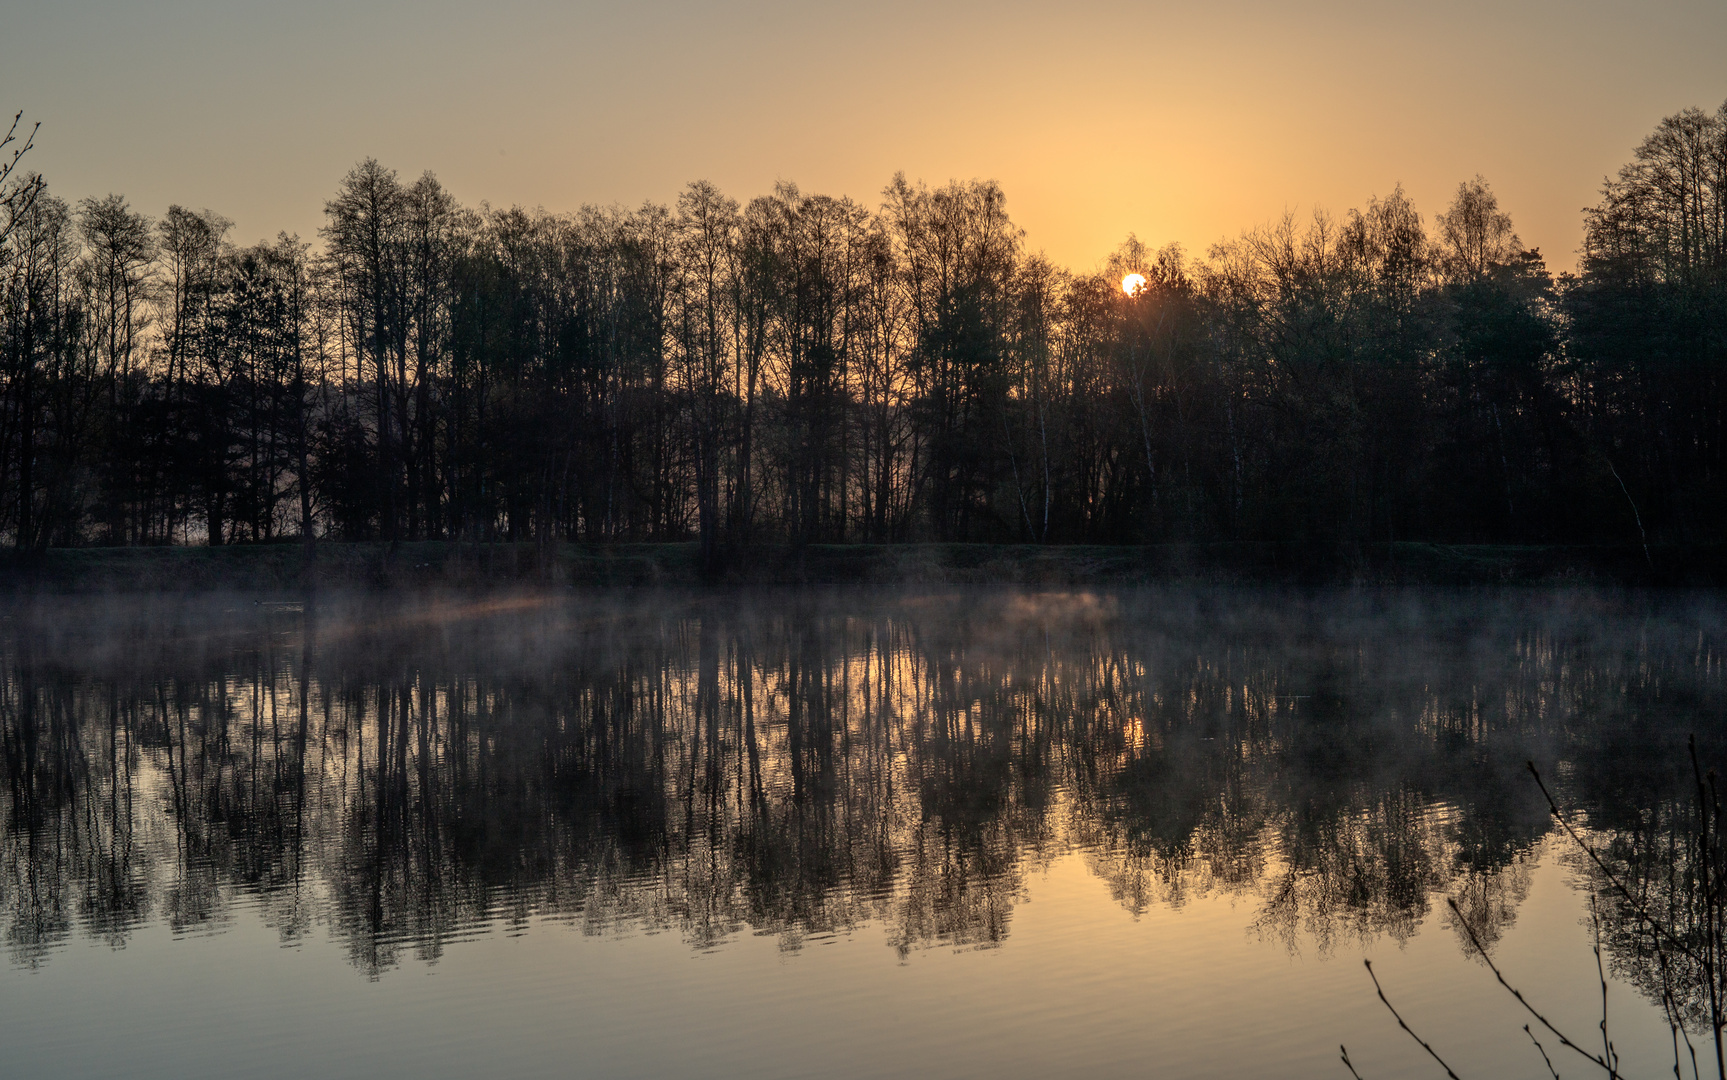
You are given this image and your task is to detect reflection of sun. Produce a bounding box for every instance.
[1121,272,1147,296]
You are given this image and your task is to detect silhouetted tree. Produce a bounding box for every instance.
[0,103,1720,552]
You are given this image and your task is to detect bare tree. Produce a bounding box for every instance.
[1436,176,1521,280]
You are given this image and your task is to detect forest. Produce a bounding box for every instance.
[0,103,1722,561]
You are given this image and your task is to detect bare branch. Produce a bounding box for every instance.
[1448,897,1623,1078]
[1525,1025,1561,1080]
[1363,960,1463,1080]
[1341,1044,1369,1080]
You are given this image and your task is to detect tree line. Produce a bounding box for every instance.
[0,103,1722,557]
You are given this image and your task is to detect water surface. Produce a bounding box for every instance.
[2,587,1722,1078]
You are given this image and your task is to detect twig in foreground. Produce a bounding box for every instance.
[1595,895,1621,1076]
[1363,959,1463,1080]
[1448,896,1622,1078]
[1340,1044,1368,1080]
[1657,942,1701,1080]
[1525,1024,1561,1080]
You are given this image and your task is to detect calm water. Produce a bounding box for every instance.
[2,587,1723,1079]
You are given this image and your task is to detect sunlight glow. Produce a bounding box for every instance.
[1121,273,1147,296]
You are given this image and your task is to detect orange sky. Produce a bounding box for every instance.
[7,0,1725,274]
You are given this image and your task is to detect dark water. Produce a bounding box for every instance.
[2,587,1723,1079]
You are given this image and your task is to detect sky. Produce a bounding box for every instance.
[4,0,1724,274]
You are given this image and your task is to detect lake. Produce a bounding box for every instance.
[2,587,1723,1079]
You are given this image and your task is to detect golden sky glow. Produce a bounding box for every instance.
[5,0,1725,273]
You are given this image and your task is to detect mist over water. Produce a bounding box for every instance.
[2,587,1723,1078]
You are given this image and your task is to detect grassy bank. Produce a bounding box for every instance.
[0,540,1718,592]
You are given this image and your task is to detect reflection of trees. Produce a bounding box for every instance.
[1581,785,1727,1036]
[1,658,155,965]
[0,590,1720,975]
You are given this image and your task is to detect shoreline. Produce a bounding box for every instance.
[0,540,1718,591]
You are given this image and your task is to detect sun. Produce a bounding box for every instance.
[1121,272,1147,296]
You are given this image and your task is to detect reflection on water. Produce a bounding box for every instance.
[1,588,1721,1006]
